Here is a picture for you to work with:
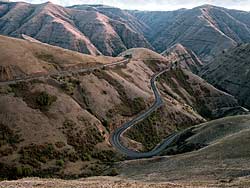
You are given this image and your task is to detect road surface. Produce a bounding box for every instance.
[0,57,178,159]
[111,68,179,159]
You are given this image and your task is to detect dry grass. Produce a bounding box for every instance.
[0,35,121,81]
[0,177,183,188]
[118,115,250,186]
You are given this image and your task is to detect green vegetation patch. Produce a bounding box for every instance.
[19,143,61,166]
[160,68,194,96]
[125,110,163,151]
[62,119,104,161]
[162,129,208,156]
[10,82,57,111]
[91,149,117,163]
[159,68,214,119]
[0,163,34,180]
[0,124,21,147]
[107,168,119,176]
[35,91,57,110]
[35,52,60,69]
[58,76,80,95]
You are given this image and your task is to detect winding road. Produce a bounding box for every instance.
[111,68,179,159]
[0,57,178,159]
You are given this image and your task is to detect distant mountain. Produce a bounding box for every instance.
[200,43,250,109]
[0,2,152,56]
[69,4,150,35]
[132,5,250,62]
[1,2,250,61]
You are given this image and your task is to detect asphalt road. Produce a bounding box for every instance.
[111,68,179,159]
[1,58,178,159]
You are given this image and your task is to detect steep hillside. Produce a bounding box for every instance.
[158,68,247,119]
[0,35,121,81]
[133,5,250,62]
[0,35,246,179]
[124,66,247,152]
[119,115,250,186]
[162,43,203,73]
[3,2,250,62]
[0,1,151,56]
[200,43,250,109]
[130,9,186,41]
[69,4,149,35]
[0,36,196,179]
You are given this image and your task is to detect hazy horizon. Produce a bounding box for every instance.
[11,0,250,11]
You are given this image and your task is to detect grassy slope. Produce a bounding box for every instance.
[0,36,205,179]
[119,115,250,185]
[0,36,246,180]
[0,35,122,81]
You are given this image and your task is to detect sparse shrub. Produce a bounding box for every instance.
[16,165,33,177]
[60,77,80,95]
[36,91,57,110]
[0,147,13,157]
[19,143,60,165]
[81,153,92,161]
[9,82,29,97]
[108,168,119,176]
[35,52,58,65]
[94,71,147,116]
[63,119,76,129]
[0,124,21,146]
[125,110,162,151]
[132,97,146,114]
[0,85,12,94]
[68,152,79,162]
[56,159,64,167]
[62,119,104,161]
[62,82,75,95]
[92,150,116,163]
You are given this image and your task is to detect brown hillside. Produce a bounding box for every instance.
[200,43,250,109]
[119,115,250,187]
[162,43,203,73]
[0,2,151,56]
[0,35,246,179]
[0,35,121,81]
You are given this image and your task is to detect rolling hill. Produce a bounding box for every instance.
[0,35,122,81]
[0,35,246,179]
[118,115,250,187]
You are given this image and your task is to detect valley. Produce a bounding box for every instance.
[1,1,250,187]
